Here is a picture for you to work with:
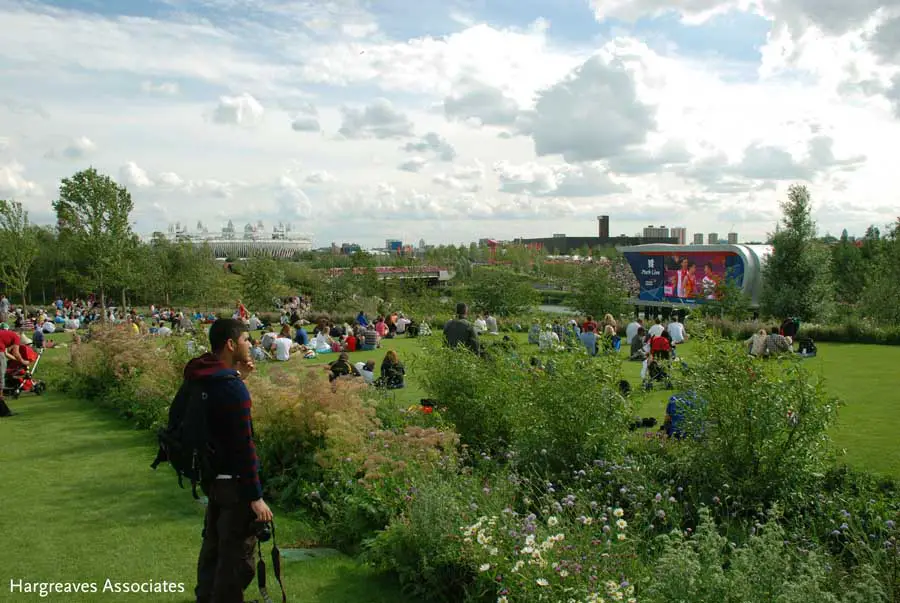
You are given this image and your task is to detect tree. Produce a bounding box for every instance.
[861,219,900,323]
[760,185,833,321]
[468,268,538,316]
[241,254,285,311]
[570,264,627,320]
[53,168,135,318]
[831,237,865,305]
[0,200,40,306]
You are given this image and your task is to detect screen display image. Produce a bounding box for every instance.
[624,251,745,304]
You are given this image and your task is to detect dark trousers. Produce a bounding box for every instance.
[195,480,257,603]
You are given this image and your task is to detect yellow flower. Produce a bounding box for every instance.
[616,519,627,529]
[613,508,624,518]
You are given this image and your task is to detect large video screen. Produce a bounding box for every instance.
[624,251,744,304]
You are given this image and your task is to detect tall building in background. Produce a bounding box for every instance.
[670,227,687,245]
[692,233,704,245]
[727,232,739,244]
[597,215,610,240]
[707,232,719,245]
[643,225,670,239]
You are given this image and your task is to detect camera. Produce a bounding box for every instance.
[255,521,272,543]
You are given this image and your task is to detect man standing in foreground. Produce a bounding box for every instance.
[443,302,479,354]
[187,318,273,603]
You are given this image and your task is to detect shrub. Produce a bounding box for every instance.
[643,508,887,603]
[416,340,633,477]
[665,334,838,508]
[250,365,459,550]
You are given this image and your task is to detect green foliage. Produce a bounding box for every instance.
[703,267,753,320]
[241,253,286,310]
[644,508,886,603]
[570,263,627,320]
[832,235,866,305]
[761,185,834,321]
[861,220,900,324]
[467,268,538,316]
[416,341,632,475]
[52,168,135,311]
[0,199,40,304]
[667,336,838,507]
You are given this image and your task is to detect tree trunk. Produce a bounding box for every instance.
[41,285,46,305]
[21,289,27,309]
[100,286,107,323]
[122,288,126,312]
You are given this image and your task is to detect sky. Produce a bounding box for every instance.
[1,0,899,248]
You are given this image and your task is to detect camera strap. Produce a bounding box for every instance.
[256,521,287,603]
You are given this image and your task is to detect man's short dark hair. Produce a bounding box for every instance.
[209,318,249,353]
[456,302,467,317]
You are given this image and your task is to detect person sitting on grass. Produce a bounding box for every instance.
[662,391,704,439]
[313,330,333,354]
[376,350,405,389]
[629,326,647,361]
[326,352,353,382]
[746,328,767,357]
[342,330,357,352]
[352,359,376,385]
[250,338,268,362]
[273,326,294,361]
[579,323,598,356]
[360,324,378,351]
[763,326,791,357]
[527,320,541,345]
[485,313,499,335]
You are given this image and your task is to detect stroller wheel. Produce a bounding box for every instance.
[34,383,46,395]
[11,391,20,400]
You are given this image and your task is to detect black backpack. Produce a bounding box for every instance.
[150,375,235,498]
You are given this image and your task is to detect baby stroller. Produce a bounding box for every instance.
[3,347,47,399]
[642,358,673,391]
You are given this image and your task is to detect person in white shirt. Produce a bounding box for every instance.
[157,325,172,337]
[353,360,376,385]
[474,315,487,335]
[485,314,499,335]
[648,318,665,338]
[538,325,559,351]
[42,321,56,334]
[395,314,411,334]
[625,319,642,345]
[274,334,292,361]
[667,318,687,344]
[248,314,262,331]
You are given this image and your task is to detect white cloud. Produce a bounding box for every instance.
[338,98,415,139]
[398,157,428,172]
[0,162,41,198]
[119,161,153,188]
[444,77,521,127]
[494,161,629,197]
[141,81,179,95]
[290,101,321,132]
[432,161,485,192]
[529,54,657,162]
[305,170,335,184]
[403,132,457,161]
[211,93,265,127]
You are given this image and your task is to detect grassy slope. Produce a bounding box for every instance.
[2,331,898,603]
[0,344,408,603]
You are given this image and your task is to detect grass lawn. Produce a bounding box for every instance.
[2,330,898,602]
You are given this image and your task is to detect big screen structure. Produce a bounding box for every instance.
[620,244,772,307]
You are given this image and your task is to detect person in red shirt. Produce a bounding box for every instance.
[649,332,671,361]
[0,324,25,417]
[581,315,599,334]
[343,333,357,352]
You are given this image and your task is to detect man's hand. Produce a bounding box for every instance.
[236,360,255,380]
[251,498,273,522]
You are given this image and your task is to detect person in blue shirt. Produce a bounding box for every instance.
[664,391,704,439]
[294,326,309,346]
[356,311,369,327]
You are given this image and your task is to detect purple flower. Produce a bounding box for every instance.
[886,520,896,529]
[840,510,851,519]
[840,523,849,531]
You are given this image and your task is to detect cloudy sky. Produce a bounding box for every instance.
[1,0,899,247]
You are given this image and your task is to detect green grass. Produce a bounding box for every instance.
[3,331,899,603]
[0,344,410,602]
